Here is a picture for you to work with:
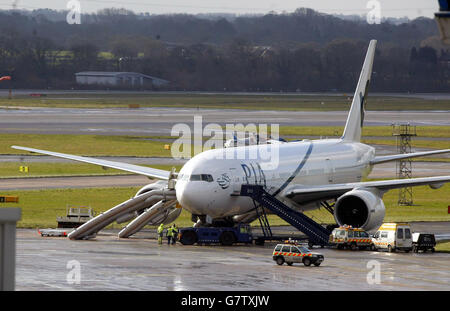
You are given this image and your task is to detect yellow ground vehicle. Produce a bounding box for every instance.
[372,223,412,253]
[329,226,372,250]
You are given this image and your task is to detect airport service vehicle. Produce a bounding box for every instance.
[38,228,97,239]
[11,40,450,242]
[412,233,436,253]
[372,223,413,253]
[38,228,71,237]
[272,242,324,266]
[178,224,253,246]
[329,226,371,250]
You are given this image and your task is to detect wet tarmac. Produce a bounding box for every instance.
[15,228,450,291]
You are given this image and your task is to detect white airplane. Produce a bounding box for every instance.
[12,40,450,240]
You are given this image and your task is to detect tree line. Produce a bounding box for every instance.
[0,8,448,92]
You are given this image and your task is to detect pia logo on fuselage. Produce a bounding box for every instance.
[216,173,231,189]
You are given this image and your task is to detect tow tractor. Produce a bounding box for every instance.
[178,223,253,246]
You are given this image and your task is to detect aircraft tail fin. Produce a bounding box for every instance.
[341,40,377,142]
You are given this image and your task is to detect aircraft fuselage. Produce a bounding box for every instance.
[175,139,375,218]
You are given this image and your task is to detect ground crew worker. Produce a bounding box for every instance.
[167,225,173,245]
[157,224,164,245]
[171,224,179,245]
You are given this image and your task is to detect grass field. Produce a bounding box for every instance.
[1,93,449,111]
[1,133,173,157]
[2,183,449,229]
[279,125,450,150]
[436,242,450,252]
[279,125,450,138]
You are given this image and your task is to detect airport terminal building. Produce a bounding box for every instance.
[75,71,169,88]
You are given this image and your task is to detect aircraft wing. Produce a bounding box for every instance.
[11,146,171,180]
[285,176,450,204]
[370,149,450,165]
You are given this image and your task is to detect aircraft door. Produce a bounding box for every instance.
[229,167,241,196]
[396,228,405,248]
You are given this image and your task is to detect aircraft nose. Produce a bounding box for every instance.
[176,181,199,210]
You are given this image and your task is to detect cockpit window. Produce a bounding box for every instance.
[190,175,201,181]
[189,174,214,182]
[201,174,214,182]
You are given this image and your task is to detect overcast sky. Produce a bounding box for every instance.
[2,0,441,19]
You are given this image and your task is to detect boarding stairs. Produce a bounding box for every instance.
[240,184,331,246]
[68,187,178,240]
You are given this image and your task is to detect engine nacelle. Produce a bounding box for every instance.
[334,188,385,233]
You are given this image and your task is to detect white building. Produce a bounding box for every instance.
[75,72,169,87]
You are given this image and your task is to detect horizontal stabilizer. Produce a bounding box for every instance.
[371,149,450,165]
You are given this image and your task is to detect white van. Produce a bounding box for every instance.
[372,223,412,253]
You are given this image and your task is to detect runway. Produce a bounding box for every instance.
[15,228,450,291]
[1,90,450,100]
[0,107,449,136]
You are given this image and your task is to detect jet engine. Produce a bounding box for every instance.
[334,188,385,232]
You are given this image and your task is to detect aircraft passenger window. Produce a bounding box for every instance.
[405,229,411,239]
[281,246,291,252]
[397,229,404,239]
